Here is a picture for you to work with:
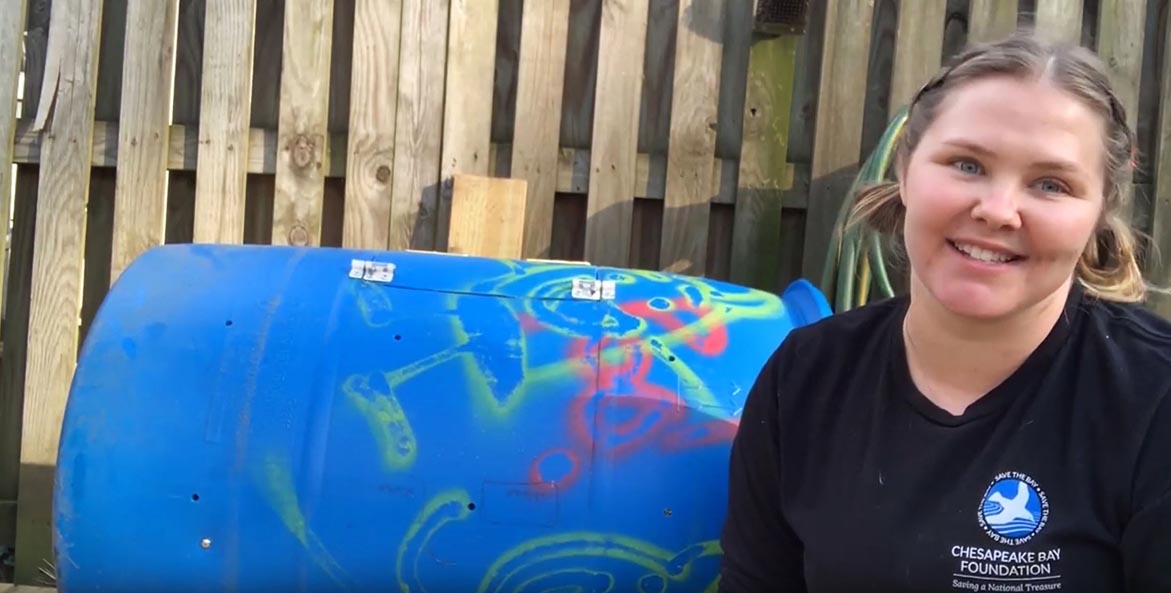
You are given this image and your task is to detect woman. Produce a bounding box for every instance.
[717,32,1171,592]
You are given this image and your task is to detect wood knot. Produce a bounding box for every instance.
[288,223,310,246]
[376,165,391,183]
[290,134,316,168]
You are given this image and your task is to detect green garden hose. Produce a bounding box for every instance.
[820,106,908,312]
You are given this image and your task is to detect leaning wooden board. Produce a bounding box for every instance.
[16,0,103,584]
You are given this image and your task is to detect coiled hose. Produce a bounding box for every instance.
[819,106,908,312]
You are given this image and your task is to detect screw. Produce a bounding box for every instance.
[201,538,212,549]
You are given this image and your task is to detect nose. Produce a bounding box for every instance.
[970,184,1022,229]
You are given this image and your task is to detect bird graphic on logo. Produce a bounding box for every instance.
[979,473,1049,545]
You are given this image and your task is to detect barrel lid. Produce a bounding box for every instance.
[781,278,833,326]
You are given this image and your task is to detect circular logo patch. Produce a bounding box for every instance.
[978,472,1049,545]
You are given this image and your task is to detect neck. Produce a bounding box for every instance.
[902,278,1073,416]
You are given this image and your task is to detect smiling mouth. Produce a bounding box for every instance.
[948,240,1024,264]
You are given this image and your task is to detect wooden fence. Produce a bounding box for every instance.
[3,0,1171,586]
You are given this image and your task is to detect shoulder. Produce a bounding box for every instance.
[780,295,906,362]
[1064,295,1171,438]
[1078,295,1171,351]
[1074,296,1171,392]
[763,295,905,392]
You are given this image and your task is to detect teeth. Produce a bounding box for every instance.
[954,242,1014,263]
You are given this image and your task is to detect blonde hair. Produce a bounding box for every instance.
[848,31,1148,302]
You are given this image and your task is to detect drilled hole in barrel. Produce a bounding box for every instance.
[467,502,477,511]
[191,493,200,502]
[225,320,233,326]
[394,334,401,341]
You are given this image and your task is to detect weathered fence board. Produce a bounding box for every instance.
[1151,5,1171,318]
[659,0,725,275]
[0,0,29,555]
[389,0,448,251]
[968,0,1020,44]
[0,0,48,558]
[802,0,874,284]
[343,0,401,250]
[1034,0,1083,44]
[271,0,334,246]
[110,0,178,283]
[730,29,797,291]
[0,0,27,322]
[193,0,256,244]
[1097,0,1146,225]
[16,0,103,583]
[514,0,570,259]
[436,0,500,252]
[583,0,650,267]
[889,1,946,114]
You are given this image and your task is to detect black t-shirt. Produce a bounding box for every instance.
[718,286,1171,592]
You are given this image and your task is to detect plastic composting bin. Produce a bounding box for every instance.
[53,243,832,593]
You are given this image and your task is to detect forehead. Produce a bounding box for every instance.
[922,75,1107,171]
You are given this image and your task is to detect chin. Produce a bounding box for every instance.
[927,283,1024,319]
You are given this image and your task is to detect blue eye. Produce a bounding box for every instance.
[953,159,982,175]
[1036,179,1066,194]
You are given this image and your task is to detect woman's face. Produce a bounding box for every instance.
[898,75,1107,321]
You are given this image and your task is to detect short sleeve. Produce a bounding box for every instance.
[1119,385,1171,591]
[717,342,808,592]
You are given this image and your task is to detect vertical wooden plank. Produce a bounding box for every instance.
[1097,0,1145,223]
[560,0,601,150]
[110,0,178,283]
[859,0,897,159]
[271,0,333,246]
[730,30,798,290]
[242,1,282,245]
[79,0,125,344]
[0,0,28,324]
[658,0,724,276]
[639,0,678,159]
[193,0,256,243]
[435,0,499,253]
[969,0,1020,43]
[583,0,650,267]
[889,1,945,113]
[15,0,103,582]
[801,0,873,286]
[490,0,522,152]
[447,174,528,258]
[389,0,449,251]
[1034,0,1083,44]
[1148,5,1171,317]
[0,0,48,556]
[0,0,30,555]
[514,0,570,259]
[343,0,401,249]
[164,0,203,245]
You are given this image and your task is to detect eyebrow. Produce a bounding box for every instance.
[941,139,1082,174]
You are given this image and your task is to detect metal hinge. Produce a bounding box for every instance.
[349,259,396,283]
[571,278,615,300]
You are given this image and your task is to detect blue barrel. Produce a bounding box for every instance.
[54,243,830,593]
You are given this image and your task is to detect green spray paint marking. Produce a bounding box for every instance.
[342,373,418,471]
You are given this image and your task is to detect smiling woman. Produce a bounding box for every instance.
[717,32,1171,593]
